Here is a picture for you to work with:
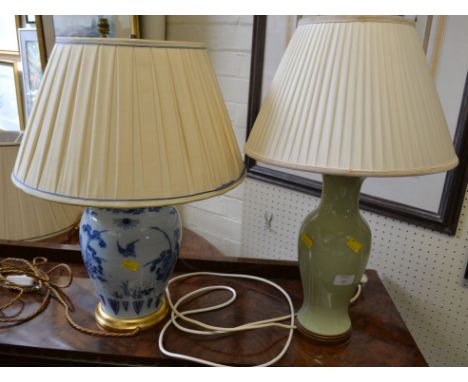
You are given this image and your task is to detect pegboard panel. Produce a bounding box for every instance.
[241,178,468,366]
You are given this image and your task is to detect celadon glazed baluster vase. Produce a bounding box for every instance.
[79,206,181,331]
[296,175,371,343]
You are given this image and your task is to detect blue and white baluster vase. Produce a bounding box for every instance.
[79,206,181,331]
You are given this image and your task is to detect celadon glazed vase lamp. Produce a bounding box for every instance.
[0,130,82,241]
[245,16,458,343]
[12,37,244,332]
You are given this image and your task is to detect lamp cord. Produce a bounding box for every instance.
[158,271,296,367]
[0,257,139,337]
[159,271,366,366]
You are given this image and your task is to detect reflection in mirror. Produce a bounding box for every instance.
[0,130,82,243]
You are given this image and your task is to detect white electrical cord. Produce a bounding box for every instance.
[158,271,367,367]
[350,273,368,304]
[158,272,296,367]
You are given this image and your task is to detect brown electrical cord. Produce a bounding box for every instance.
[0,257,139,337]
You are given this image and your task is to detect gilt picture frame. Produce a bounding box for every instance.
[246,16,468,235]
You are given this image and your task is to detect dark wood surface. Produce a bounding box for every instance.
[0,229,427,366]
[245,16,468,235]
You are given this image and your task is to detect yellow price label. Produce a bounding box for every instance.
[300,233,314,249]
[346,238,362,254]
[121,259,140,272]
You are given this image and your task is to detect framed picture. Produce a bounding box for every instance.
[35,15,140,68]
[0,15,20,56]
[52,15,139,38]
[18,28,43,121]
[246,16,468,235]
[0,61,24,131]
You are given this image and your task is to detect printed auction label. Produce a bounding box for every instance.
[333,275,355,286]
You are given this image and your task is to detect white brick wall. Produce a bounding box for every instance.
[167,16,252,257]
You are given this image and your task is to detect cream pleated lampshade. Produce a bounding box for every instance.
[12,37,244,207]
[1,131,82,241]
[246,16,458,176]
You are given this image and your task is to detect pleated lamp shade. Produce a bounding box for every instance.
[1,131,82,241]
[245,16,458,176]
[12,37,244,207]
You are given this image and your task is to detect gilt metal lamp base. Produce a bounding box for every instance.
[95,297,169,332]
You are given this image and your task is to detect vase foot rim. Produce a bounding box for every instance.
[95,297,169,332]
[296,320,351,345]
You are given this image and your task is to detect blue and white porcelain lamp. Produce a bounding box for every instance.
[11,37,245,332]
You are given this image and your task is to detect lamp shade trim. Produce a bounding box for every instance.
[245,17,458,177]
[246,148,459,177]
[11,169,245,208]
[299,16,416,27]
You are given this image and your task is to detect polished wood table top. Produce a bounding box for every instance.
[0,229,427,366]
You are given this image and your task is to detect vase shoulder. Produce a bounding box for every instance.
[301,207,371,239]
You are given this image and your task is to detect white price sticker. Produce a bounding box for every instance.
[333,275,355,286]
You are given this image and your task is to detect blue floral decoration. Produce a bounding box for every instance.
[111,281,155,299]
[113,217,139,229]
[80,224,107,282]
[117,239,139,257]
[174,228,181,254]
[85,209,98,217]
[147,207,163,213]
[104,208,162,215]
[143,226,179,282]
[145,249,175,282]
[102,207,167,215]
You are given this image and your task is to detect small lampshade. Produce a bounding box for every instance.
[12,37,244,207]
[246,16,458,176]
[1,131,81,241]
